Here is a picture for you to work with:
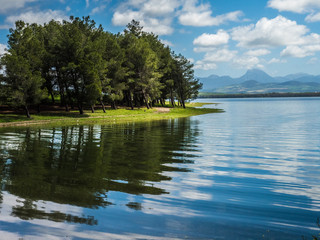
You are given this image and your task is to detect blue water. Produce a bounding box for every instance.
[0,97,319,239]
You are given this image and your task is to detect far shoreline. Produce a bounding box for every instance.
[199,92,320,98]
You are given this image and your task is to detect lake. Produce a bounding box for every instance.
[0,97,320,239]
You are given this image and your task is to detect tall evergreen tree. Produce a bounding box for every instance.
[1,21,47,118]
[173,54,202,108]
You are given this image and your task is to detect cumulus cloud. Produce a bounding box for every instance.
[233,56,263,69]
[194,62,217,70]
[194,48,237,70]
[160,39,174,47]
[0,44,7,56]
[5,10,68,26]
[230,16,320,59]
[231,16,309,48]
[267,0,320,13]
[142,0,180,16]
[305,12,320,22]
[202,48,237,62]
[112,0,179,35]
[193,30,229,47]
[245,49,271,57]
[268,0,320,22]
[112,0,243,35]
[179,0,243,27]
[268,58,287,64]
[0,0,37,13]
[281,45,320,58]
[91,5,107,14]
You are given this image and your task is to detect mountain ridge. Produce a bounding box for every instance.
[199,69,320,93]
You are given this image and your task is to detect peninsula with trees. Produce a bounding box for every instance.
[0,17,219,126]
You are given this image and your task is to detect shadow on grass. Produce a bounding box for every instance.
[36,112,90,118]
[0,112,90,123]
[0,115,29,123]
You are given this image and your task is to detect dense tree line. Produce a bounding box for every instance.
[0,17,202,118]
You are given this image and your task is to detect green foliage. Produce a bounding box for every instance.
[172,54,202,108]
[1,22,47,117]
[1,17,202,115]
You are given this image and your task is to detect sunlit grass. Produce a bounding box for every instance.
[0,104,223,127]
[185,102,218,107]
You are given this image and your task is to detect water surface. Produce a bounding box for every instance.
[0,97,319,239]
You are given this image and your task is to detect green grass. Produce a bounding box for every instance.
[185,102,218,107]
[0,105,223,127]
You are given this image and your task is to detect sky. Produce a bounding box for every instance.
[0,0,320,78]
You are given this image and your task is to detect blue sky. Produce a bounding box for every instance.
[0,0,320,78]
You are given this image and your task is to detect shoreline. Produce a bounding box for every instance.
[0,104,222,128]
[199,92,320,98]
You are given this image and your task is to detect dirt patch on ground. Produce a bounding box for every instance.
[153,107,171,113]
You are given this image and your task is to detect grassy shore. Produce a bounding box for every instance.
[0,102,222,128]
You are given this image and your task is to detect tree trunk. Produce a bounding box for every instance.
[129,91,134,110]
[111,101,117,110]
[91,105,95,113]
[160,98,164,107]
[25,105,31,118]
[181,99,186,108]
[170,90,175,107]
[142,90,150,109]
[37,104,41,113]
[65,104,70,112]
[100,100,106,113]
[50,92,55,104]
[78,103,84,115]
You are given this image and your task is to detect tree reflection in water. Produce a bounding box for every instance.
[0,118,200,225]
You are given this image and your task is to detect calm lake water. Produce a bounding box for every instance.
[0,97,320,240]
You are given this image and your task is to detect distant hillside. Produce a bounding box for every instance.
[199,69,320,93]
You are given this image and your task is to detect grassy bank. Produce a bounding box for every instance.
[0,103,222,128]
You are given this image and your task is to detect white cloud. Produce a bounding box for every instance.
[188,58,194,63]
[268,0,320,22]
[5,10,68,26]
[193,30,229,47]
[193,46,219,53]
[202,48,237,62]
[267,0,320,13]
[112,0,243,35]
[194,48,237,70]
[231,16,309,48]
[268,58,287,64]
[91,5,106,14]
[112,10,143,26]
[0,0,37,13]
[179,0,243,27]
[160,39,174,47]
[142,0,180,17]
[0,44,7,56]
[194,62,217,70]
[233,56,262,69]
[281,45,320,58]
[305,12,320,22]
[245,49,271,57]
[86,0,90,8]
[112,0,178,35]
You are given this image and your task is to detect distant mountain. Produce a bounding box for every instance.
[214,80,320,94]
[238,69,275,83]
[199,74,236,90]
[199,69,320,93]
